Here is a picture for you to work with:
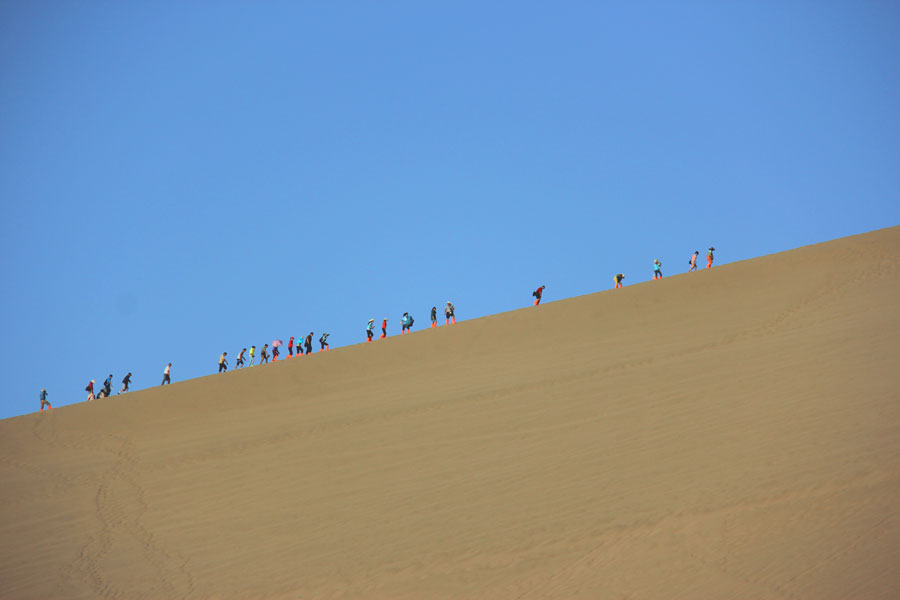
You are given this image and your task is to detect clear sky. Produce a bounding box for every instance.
[1,1,898,418]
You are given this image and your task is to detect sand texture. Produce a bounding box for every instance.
[2,226,899,599]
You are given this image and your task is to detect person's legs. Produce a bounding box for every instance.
[288,345,293,357]
[381,327,386,339]
[707,257,712,268]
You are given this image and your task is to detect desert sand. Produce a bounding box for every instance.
[2,226,899,599]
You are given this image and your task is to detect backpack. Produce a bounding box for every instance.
[409,316,414,326]
[85,384,91,391]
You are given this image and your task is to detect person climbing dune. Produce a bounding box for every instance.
[120,372,132,393]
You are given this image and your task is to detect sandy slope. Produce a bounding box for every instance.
[2,226,899,599]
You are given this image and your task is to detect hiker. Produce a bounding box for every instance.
[689,251,699,272]
[304,332,313,355]
[272,344,280,361]
[653,259,662,280]
[288,336,295,357]
[707,247,715,269]
[401,312,413,334]
[367,319,375,342]
[319,332,330,351]
[40,388,51,411]
[260,344,269,364]
[614,273,625,289]
[218,352,228,372]
[86,379,95,400]
[295,337,303,356]
[161,363,171,385]
[248,345,256,366]
[430,306,437,328]
[381,318,388,339]
[445,302,455,325]
[99,374,113,398]
[236,348,246,368]
[120,372,132,393]
[533,285,546,306]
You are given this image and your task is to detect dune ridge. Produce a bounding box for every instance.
[2,226,899,599]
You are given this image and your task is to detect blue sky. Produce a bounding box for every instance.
[1,1,898,418]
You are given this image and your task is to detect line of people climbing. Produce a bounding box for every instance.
[217,332,331,373]
[612,247,716,289]
[366,302,456,342]
[45,246,718,411]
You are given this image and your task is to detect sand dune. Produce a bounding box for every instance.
[2,226,899,599]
